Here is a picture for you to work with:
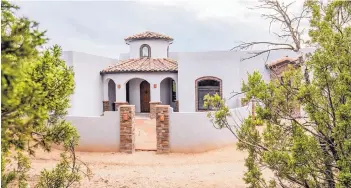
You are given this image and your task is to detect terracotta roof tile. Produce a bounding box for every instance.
[101,58,178,73]
[266,56,300,68]
[124,31,173,42]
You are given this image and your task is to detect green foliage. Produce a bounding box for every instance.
[205,1,351,187]
[204,93,230,129]
[1,0,89,187]
[36,154,81,188]
[36,137,92,188]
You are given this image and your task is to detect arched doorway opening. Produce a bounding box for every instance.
[125,78,151,113]
[160,77,177,109]
[108,79,116,111]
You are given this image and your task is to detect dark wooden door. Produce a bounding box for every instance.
[140,81,150,112]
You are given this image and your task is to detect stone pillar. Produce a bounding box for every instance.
[175,100,179,112]
[114,101,129,111]
[156,105,170,154]
[119,105,135,154]
[149,101,161,119]
[103,101,109,112]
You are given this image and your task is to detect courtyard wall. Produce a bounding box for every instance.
[65,111,120,152]
[64,106,250,153]
[169,106,251,153]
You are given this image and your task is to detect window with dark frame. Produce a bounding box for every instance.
[197,79,220,111]
[140,44,151,58]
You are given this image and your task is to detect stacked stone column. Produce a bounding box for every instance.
[114,101,129,111]
[103,101,109,112]
[156,105,170,154]
[149,101,161,119]
[119,105,135,154]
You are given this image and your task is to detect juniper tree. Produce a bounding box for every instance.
[1,1,90,187]
[205,1,351,187]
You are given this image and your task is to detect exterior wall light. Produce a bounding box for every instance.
[159,114,165,122]
[154,84,157,88]
[117,84,121,89]
[122,113,129,121]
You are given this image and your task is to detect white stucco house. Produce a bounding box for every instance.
[62,31,317,153]
[63,31,312,117]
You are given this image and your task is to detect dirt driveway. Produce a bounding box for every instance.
[28,145,249,188]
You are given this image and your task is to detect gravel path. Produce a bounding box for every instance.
[28,145,249,188]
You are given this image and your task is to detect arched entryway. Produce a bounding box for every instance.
[160,77,177,109]
[140,80,150,112]
[125,78,151,113]
[108,79,116,111]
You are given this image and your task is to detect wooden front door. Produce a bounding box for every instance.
[140,81,150,112]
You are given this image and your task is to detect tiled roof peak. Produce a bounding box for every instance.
[124,31,173,42]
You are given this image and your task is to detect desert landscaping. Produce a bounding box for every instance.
[27,119,251,188]
[28,145,248,188]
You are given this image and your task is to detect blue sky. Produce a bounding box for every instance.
[14,0,302,59]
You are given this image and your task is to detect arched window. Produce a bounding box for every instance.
[140,44,151,58]
[195,76,222,111]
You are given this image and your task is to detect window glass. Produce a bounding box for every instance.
[197,79,220,110]
[142,46,149,57]
[140,44,151,57]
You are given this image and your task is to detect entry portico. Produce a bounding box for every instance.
[100,32,178,118]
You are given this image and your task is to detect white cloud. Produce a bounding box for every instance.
[137,0,306,28]
[137,0,260,23]
[13,0,308,58]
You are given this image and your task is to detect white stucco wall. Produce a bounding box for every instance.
[65,111,120,152]
[102,72,178,107]
[176,49,310,112]
[169,106,250,153]
[63,47,315,116]
[119,53,130,61]
[128,40,171,59]
[62,51,117,116]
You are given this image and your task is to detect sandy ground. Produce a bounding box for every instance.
[28,145,249,188]
[27,115,259,187]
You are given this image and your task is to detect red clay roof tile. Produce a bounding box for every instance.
[101,58,178,73]
[266,56,300,68]
[124,31,173,42]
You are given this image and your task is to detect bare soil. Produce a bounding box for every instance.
[28,145,249,188]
